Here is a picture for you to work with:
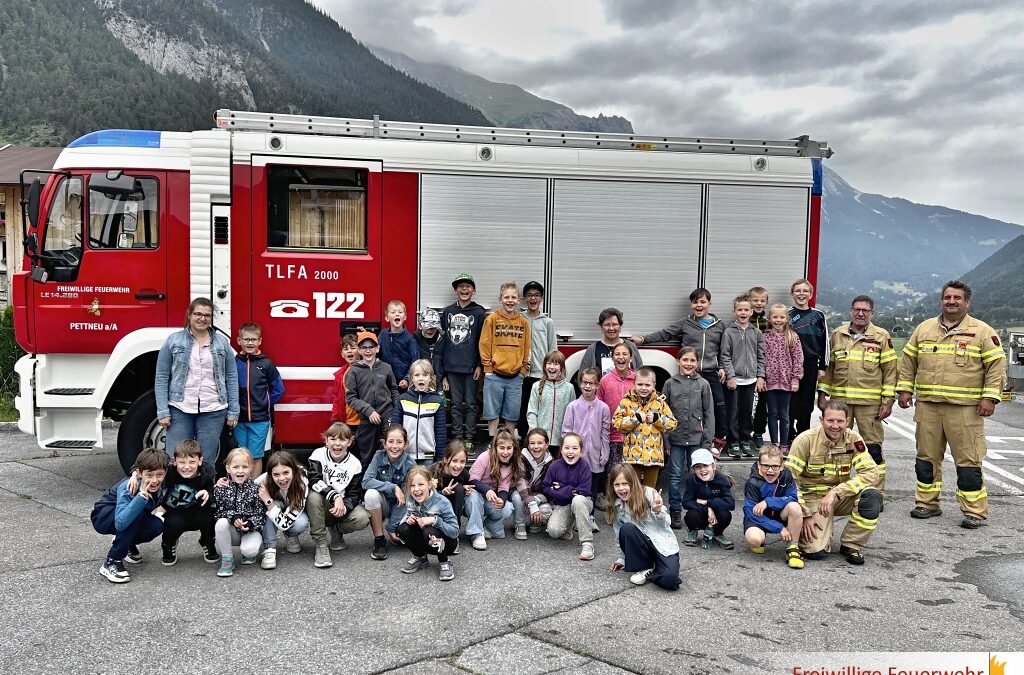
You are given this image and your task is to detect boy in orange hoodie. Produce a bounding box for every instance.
[480,282,532,438]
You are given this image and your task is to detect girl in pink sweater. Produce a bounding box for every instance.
[763,304,804,450]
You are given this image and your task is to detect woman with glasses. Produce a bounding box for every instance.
[155,298,239,464]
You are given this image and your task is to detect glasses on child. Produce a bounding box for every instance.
[759,463,783,471]
[239,337,260,343]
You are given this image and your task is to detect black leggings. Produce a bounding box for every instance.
[397,522,458,563]
[684,508,733,536]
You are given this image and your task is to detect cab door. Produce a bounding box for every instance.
[247,156,383,443]
[29,171,168,354]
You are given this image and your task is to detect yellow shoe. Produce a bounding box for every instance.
[749,546,765,554]
[786,546,805,569]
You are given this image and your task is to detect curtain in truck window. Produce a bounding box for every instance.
[267,166,367,251]
[43,176,83,254]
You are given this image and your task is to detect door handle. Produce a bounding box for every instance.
[135,291,167,301]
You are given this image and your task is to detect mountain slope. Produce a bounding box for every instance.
[816,167,1022,311]
[0,0,488,145]
[370,46,633,133]
[958,235,1024,324]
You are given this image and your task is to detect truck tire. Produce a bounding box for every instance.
[117,390,165,474]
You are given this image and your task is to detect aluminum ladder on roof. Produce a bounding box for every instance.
[214,109,832,159]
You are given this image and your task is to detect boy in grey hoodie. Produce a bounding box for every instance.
[720,296,766,459]
[631,288,727,450]
[662,347,714,529]
[345,331,400,469]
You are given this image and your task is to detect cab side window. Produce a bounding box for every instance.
[88,175,159,249]
[43,176,83,254]
[267,166,367,251]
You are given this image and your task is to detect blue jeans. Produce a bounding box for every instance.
[765,390,792,446]
[261,501,310,549]
[482,373,523,421]
[165,407,227,465]
[106,512,163,561]
[668,444,699,513]
[465,490,525,536]
[234,421,270,459]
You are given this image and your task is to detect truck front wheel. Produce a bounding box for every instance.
[117,390,165,474]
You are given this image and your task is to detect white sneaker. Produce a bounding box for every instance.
[483,530,493,540]
[514,524,528,540]
[630,568,654,586]
[329,526,348,551]
[261,548,277,570]
[471,534,487,551]
[579,542,595,561]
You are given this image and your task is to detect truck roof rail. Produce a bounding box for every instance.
[214,109,832,159]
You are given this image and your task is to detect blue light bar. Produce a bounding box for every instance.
[68,130,161,149]
[811,158,822,196]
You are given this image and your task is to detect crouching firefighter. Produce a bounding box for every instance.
[784,400,882,565]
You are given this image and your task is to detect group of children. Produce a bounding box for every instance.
[94,275,830,589]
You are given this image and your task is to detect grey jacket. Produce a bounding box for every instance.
[344,359,399,420]
[661,372,714,448]
[720,324,766,380]
[642,315,725,372]
[522,310,558,378]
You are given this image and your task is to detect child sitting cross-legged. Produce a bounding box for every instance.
[398,466,460,581]
[465,428,529,550]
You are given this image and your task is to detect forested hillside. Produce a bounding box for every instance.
[0,0,488,145]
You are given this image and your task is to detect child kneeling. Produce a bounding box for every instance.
[91,448,167,584]
[398,466,460,581]
[682,448,736,549]
[743,444,804,569]
[606,463,680,591]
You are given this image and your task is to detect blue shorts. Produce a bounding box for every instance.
[482,373,523,422]
[234,421,271,459]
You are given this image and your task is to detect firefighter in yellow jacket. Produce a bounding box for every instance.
[897,280,1006,529]
[817,295,897,492]
[784,401,881,565]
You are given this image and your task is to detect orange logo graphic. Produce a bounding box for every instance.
[990,654,1006,675]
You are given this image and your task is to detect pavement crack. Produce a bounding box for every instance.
[0,482,89,521]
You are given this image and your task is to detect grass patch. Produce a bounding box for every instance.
[0,394,18,423]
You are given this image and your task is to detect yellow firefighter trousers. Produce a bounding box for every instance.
[849,403,885,492]
[800,491,879,554]
[913,401,988,518]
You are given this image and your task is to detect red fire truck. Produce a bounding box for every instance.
[13,109,831,471]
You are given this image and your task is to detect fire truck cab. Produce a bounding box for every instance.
[14,110,830,471]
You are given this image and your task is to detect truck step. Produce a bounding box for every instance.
[44,388,96,395]
[44,440,96,449]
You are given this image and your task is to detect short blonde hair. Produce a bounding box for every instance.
[386,299,406,313]
[409,359,437,390]
[224,447,253,467]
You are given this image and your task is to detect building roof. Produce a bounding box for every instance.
[0,145,65,185]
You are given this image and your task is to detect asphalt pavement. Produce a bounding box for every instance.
[1,401,1023,674]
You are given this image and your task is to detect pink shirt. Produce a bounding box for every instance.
[598,368,635,444]
[170,340,227,414]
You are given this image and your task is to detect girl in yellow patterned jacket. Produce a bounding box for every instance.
[612,367,678,488]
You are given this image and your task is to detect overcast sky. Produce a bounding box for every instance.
[312,0,1022,225]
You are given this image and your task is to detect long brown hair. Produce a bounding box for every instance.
[488,428,524,486]
[265,451,306,512]
[433,440,468,480]
[604,463,649,525]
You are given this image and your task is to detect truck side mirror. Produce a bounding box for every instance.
[27,179,41,230]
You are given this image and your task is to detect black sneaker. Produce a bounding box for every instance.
[839,545,865,565]
[910,506,942,519]
[803,549,829,561]
[961,515,986,529]
[124,545,143,564]
[99,558,130,584]
[371,537,388,561]
[201,543,219,564]
[161,544,177,566]
[670,511,683,530]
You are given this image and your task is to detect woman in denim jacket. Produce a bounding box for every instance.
[155,298,239,464]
